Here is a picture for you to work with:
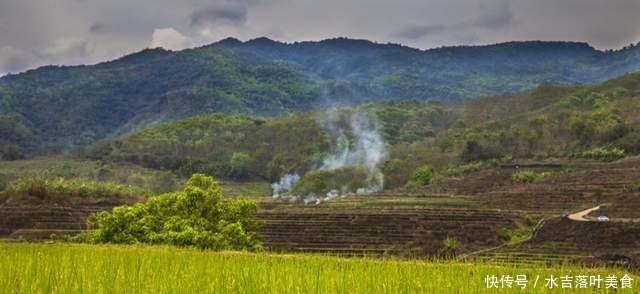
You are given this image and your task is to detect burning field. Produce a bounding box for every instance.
[272,108,388,204]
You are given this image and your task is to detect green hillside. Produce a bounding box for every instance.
[83,73,640,189]
[0,47,317,151]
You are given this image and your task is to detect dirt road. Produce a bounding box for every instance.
[567,206,600,222]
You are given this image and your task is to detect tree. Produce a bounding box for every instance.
[229,152,252,178]
[460,140,496,162]
[1,143,24,161]
[78,174,262,250]
[412,165,434,186]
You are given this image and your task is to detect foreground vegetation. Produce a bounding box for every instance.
[77,174,261,250]
[0,243,636,293]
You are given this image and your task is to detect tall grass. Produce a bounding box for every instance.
[0,243,637,293]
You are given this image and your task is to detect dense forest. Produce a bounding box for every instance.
[80,73,640,190]
[0,38,639,153]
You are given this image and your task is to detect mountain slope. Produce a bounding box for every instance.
[0,46,317,150]
[0,38,639,152]
[85,73,640,189]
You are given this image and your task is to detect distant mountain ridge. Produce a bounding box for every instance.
[213,37,638,96]
[0,37,639,151]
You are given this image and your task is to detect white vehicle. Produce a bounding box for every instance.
[596,216,610,222]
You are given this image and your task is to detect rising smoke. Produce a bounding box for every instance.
[271,173,300,198]
[271,108,388,204]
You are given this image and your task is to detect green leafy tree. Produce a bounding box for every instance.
[412,165,434,186]
[78,174,262,250]
[229,152,252,178]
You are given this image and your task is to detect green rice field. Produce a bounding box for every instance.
[0,243,637,293]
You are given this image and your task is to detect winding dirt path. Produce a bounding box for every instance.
[567,206,601,222]
[567,205,640,223]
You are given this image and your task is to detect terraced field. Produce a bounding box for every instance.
[2,158,640,266]
[257,158,640,260]
[472,217,640,266]
[258,202,524,256]
[444,161,640,217]
[594,192,640,220]
[0,200,124,240]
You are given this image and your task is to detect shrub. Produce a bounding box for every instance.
[499,227,534,245]
[412,165,434,186]
[459,141,500,162]
[443,161,484,177]
[76,174,262,250]
[439,236,460,258]
[577,146,625,162]
[1,143,24,161]
[512,171,552,184]
[615,131,640,154]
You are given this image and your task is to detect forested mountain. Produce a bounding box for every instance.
[0,47,317,151]
[0,37,639,152]
[214,38,640,99]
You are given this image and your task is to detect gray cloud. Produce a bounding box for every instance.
[474,0,514,29]
[89,24,105,34]
[394,0,514,40]
[0,0,638,75]
[394,25,447,40]
[190,5,248,27]
[0,47,36,74]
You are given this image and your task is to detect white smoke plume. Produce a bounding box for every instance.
[271,108,388,203]
[271,173,300,198]
[316,108,387,192]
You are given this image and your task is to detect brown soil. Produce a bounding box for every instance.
[476,217,640,267]
[258,206,523,257]
[594,192,640,219]
[0,196,130,240]
[465,161,640,217]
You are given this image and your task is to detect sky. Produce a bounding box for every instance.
[1,0,639,75]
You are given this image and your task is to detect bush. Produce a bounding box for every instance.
[577,146,625,162]
[512,171,552,184]
[439,236,460,258]
[0,177,149,202]
[443,161,484,177]
[412,165,434,186]
[615,131,640,154]
[459,141,500,162]
[1,143,24,160]
[76,174,262,250]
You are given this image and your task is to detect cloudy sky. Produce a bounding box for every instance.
[1,0,639,75]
